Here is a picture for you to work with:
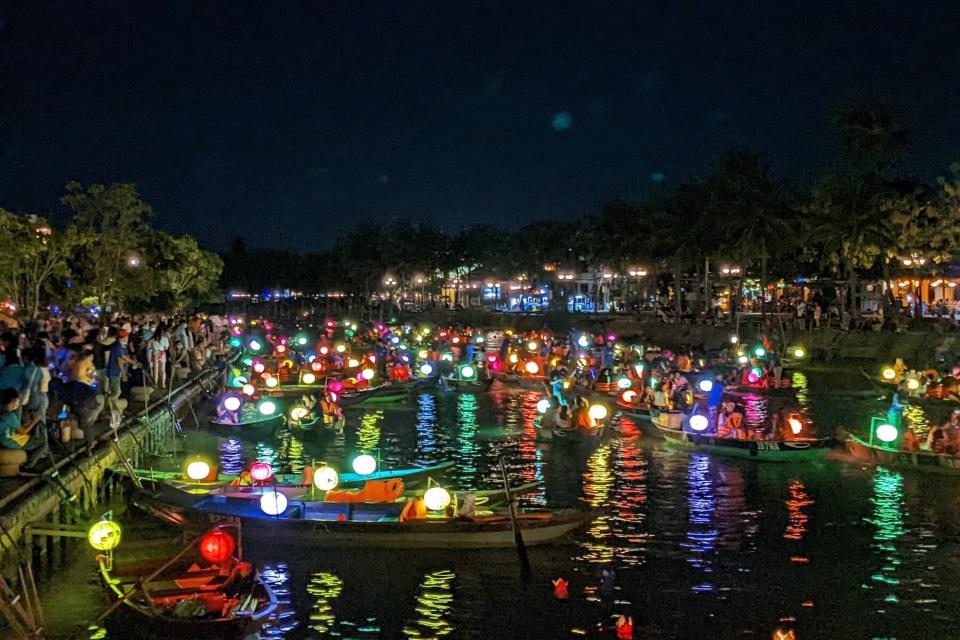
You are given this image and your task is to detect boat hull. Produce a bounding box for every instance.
[654,424,832,462]
[846,435,960,474]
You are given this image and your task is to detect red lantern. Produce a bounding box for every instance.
[199,529,236,564]
[250,461,273,482]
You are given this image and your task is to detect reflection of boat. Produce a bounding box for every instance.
[171,499,592,549]
[98,525,278,638]
[439,376,494,392]
[652,421,832,462]
[125,461,456,499]
[489,372,547,389]
[845,435,960,473]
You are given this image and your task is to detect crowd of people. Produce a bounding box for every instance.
[0,313,231,474]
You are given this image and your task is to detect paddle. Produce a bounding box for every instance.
[497,456,530,573]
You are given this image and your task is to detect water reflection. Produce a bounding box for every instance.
[784,481,813,544]
[219,437,245,474]
[578,443,615,566]
[865,467,906,606]
[415,393,439,466]
[402,570,455,639]
[791,371,810,410]
[357,410,384,453]
[454,394,479,488]
[683,454,717,593]
[276,428,305,474]
[306,571,345,635]
[261,563,298,637]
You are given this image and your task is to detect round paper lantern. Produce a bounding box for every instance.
[698,379,714,393]
[527,341,538,352]
[248,339,262,352]
[186,459,212,481]
[876,423,898,443]
[588,405,608,421]
[250,461,273,482]
[577,335,590,348]
[88,520,122,551]
[199,529,235,563]
[617,377,632,389]
[257,399,277,416]
[882,367,896,381]
[524,361,540,375]
[788,417,803,435]
[620,389,637,403]
[260,491,287,516]
[738,355,749,365]
[290,406,309,422]
[754,346,766,358]
[313,465,339,490]
[361,368,375,381]
[302,372,316,384]
[689,414,709,431]
[223,395,241,412]
[906,378,920,390]
[347,358,360,369]
[241,383,255,396]
[328,380,343,393]
[424,487,452,511]
[335,344,346,353]
[352,454,377,475]
[460,365,475,379]
[536,398,551,414]
[253,362,265,373]
[508,353,519,364]
[793,347,805,359]
[265,376,279,388]
[420,363,434,376]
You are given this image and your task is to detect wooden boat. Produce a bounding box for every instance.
[652,421,832,461]
[208,413,283,433]
[845,434,960,474]
[165,498,591,549]
[98,525,278,638]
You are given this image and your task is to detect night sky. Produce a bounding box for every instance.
[3,1,960,251]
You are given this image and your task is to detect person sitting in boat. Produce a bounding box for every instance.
[574,396,596,430]
[899,429,920,452]
[638,384,655,408]
[676,353,692,373]
[554,405,572,430]
[297,393,318,421]
[320,392,343,426]
[717,402,744,439]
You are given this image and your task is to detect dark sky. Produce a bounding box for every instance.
[2,1,960,251]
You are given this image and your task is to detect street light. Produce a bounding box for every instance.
[126,254,142,268]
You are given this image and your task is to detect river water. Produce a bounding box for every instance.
[44,367,960,640]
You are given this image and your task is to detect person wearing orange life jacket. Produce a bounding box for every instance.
[320,392,342,425]
[573,396,596,430]
[717,402,744,439]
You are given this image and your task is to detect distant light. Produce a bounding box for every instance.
[906,378,920,390]
[347,358,360,368]
[617,377,632,389]
[241,383,255,396]
[698,379,713,393]
[302,372,316,384]
[577,335,590,348]
[551,111,573,131]
[788,417,803,435]
[882,367,896,381]
[754,346,766,358]
[265,376,279,388]
[527,341,539,352]
[420,363,434,376]
[361,368,375,381]
[793,347,806,359]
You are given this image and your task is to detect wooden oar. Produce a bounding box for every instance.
[497,456,529,573]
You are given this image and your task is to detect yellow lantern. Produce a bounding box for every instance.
[302,372,316,384]
[588,404,608,421]
[88,520,122,551]
[313,465,339,490]
[424,487,452,511]
[186,459,212,481]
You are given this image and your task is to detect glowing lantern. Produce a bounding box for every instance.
[257,399,277,416]
[222,395,241,412]
[459,365,476,380]
[313,465,339,490]
[319,346,330,355]
[793,347,806,359]
[747,368,762,384]
[297,336,308,346]
[754,346,766,358]
[527,341,539,352]
[508,353,519,364]
[452,336,461,344]
[633,363,644,375]
[617,377,632,389]
[876,423,898,443]
[88,520,122,551]
[186,459,212,481]
[420,363,434,376]
[738,355,749,365]
[335,344,346,353]
[302,372,316,384]
[536,398,551,414]
[352,454,377,475]
[906,377,920,391]
[311,361,323,372]
[361,368,375,381]
[730,335,739,344]
[620,389,637,404]
[265,376,279,388]
[241,383,255,396]
[788,417,803,435]
[276,344,287,354]
[253,362,265,373]
[577,335,590,348]
[424,487,452,511]
[250,462,273,482]
[882,367,896,381]
[259,490,288,516]
[441,352,453,362]
[247,339,262,352]
[328,380,343,393]
[698,379,714,393]
[347,358,360,368]
[689,414,709,431]
[418,349,429,360]
[524,361,540,375]
[290,406,309,422]
[588,405,608,421]
[199,529,235,564]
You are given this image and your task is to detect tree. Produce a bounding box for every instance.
[61,182,153,311]
[0,210,80,319]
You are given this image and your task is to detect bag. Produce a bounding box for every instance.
[10,433,29,448]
